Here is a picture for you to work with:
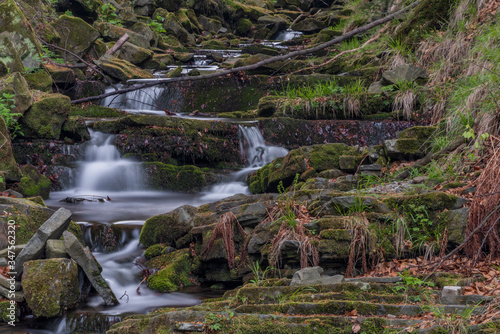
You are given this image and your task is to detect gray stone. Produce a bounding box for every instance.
[14,208,72,278]
[175,322,204,331]
[382,64,427,85]
[384,139,400,154]
[368,81,384,94]
[442,286,462,297]
[63,231,119,305]
[4,189,23,198]
[291,267,344,286]
[218,27,228,34]
[211,51,223,63]
[0,258,7,266]
[443,207,469,245]
[0,285,24,302]
[359,164,382,171]
[345,276,402,283]
[0,244,24,258]
[232,202,268,228]
[0,273,21,290]
[46,239,70,259]
[412,176,427,184]
[318,169,344,179]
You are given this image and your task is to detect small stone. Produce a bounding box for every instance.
[412,176,427,184]
[442,286,462,297]
[4,189,23,198]
[218,27,228,33]
[359,164,382,171]
[46,239,70,259]
[0,258,7,266]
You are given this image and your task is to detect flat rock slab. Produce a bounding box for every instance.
[63,231,118,305]
[0,273,21,290]
[46,239,70,259]
[0,285,24,302]
[291,267,345,286]
[14,208,72,278]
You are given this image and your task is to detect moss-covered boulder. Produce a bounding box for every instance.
[198,15,222,32]
[17,165,51,199]
[51,15,100,62]
[384,126,437,157]
[115,41,154,65]
[23,71,53,92]
[0,72,32,116]
[21,258,79,317]
[142,162,210,192]
[94,54,154,81]
[0,0,42,72]
[61,116,91,142]
[291,17,326,33]
[94,22,150,49]
[21,93,71,139]
[0,299,18,324]
[43,63,76,86]
[249,143,360,193]
[160,12,195,45]
[144,244,165,259]
[146,249,194,292]
[139,205,197,248]
[0,117,21,182]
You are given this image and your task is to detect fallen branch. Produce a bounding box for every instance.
[71,1,421,104]
[105,33,129,56]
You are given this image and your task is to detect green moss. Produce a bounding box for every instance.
[146,250,194,292]
[309,144,358,171]
[319,229,350,240]
[145,244,165,260]
[236,18,253,35]
[143,162,208,192]
[0,300,17,323]
[17,165,51,199]
[384,192,459,212]
[318,239,350,257]
[21,93,71,139]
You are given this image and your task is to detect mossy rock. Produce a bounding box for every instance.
[43,63,76,85]
[94,54,154,81]
[21,258,79,317]
[165,66,183,78]
[236,18,253,35]
[0,117,21,181]
[21,93,71,139]
[144,244,165,259]
[17,164,51,199]
[23,71,53,92]
[115,41,154,65]
[146,249,194,292]
[94,21,150,49]
[0,0,42,72]
[0,72,32,115]
[61,116,91,142]
[200,39,226,50]
[0,300,18,323]
[139,205,197,248]
[51,15,100,61]
[142,162,209,192]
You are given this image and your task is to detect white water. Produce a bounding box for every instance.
[76,130,142,192]
[273,29,303,41]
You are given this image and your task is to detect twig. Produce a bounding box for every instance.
[119,290,129,303]
[423,203,500,281]
[70,1,422,104]
[38,38,118,90]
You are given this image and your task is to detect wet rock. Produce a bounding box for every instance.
[0,0,42,72]
[14,207,72,278]
[22,258,79,317]
[140,205,197,248]
[166,66,183,78]
[46,239,69,259]
[0,117,21,182]
[17,165,51,199]
[0,72,32,116]
[51,15,100,62]
[94,54,154,81]
[382,64,427,86]
[290,266,344,286]
[115,41,154,65]
[63,231,118,305]
[21,93,71,140]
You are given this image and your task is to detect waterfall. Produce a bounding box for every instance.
[238,125,289,167]
[76,130,143,192]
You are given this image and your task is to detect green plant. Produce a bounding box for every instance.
[343,79,366,118]
[394,270,434,302]
[248,260,274,285]
[0,93,23,138]
[424,301,481,333]
[275,173,300,228]
[99,4,123,26]
[149,15,166,33]
[204,311,234,332]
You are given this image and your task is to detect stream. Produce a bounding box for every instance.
[10,103,288,333]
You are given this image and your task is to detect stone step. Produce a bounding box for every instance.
[234,301,486,317]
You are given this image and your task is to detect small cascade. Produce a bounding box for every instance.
[273,29,303,41]
[101,84,183,115]
[76,130,142,192]
[199,125,288,201]
[238,125,289,167]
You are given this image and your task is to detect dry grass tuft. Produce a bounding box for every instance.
[345,213,371,278]
[393,90,417,120]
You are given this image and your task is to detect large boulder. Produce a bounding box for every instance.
[139,205,197,248]
[161,12,195,45]
[63,231,119,305]
[51,15,100,62]
[0,0,42,73]
[43,63,76,86]
[14,207,73,278]
[94,22,150,49]
[115,42,154,65]
[0,117,21,182]
[61,116,91,142]
[291,18,326,33]
[21,258,79,317]
[94,54,155,81]
[142,163,211,193]
[382,64,427,86]
[23,71,53,92]
[0,72,32,116]
[21,93,71,139]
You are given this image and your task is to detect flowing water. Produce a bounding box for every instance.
[11,102,288,332]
